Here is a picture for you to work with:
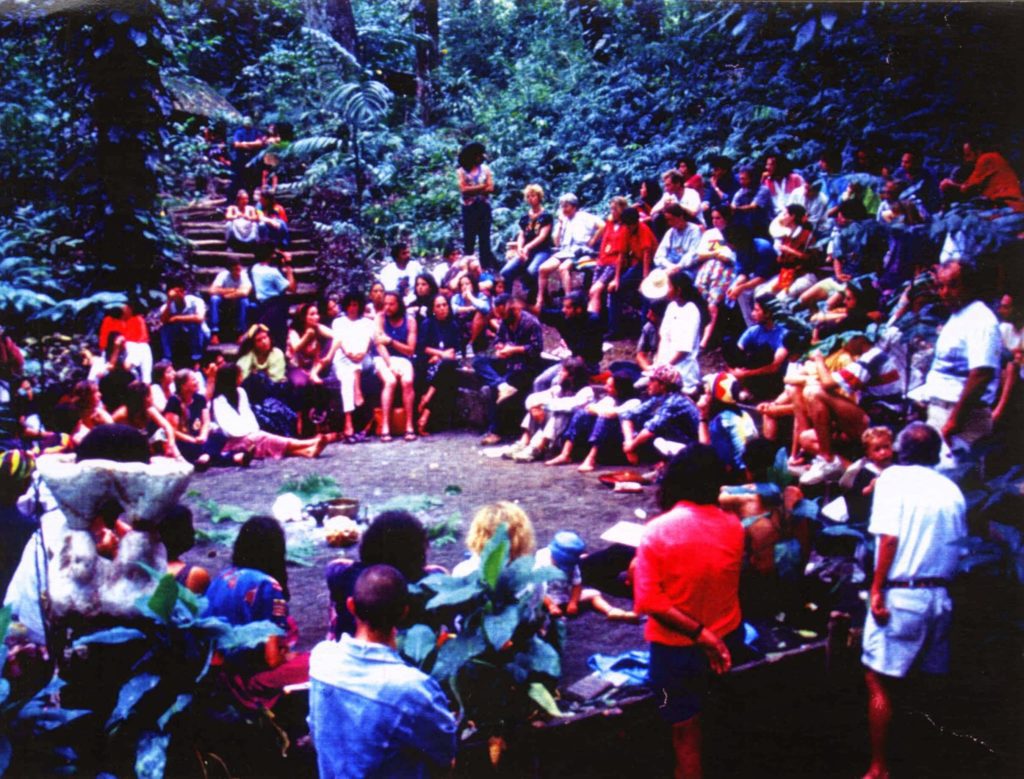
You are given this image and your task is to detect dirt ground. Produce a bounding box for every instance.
[183,429,652,684]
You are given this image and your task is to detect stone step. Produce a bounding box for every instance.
[188,238,314,251]
[194,265,317,281]
[190,249,318,266]
[206,342,240,358]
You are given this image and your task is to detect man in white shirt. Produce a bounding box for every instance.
[537,193,603,297]
[378,242,424,300]
[159,277,209,366]
[911,260,1000,459]
[652,203,702,275]
[861,422,967,779]
[208,258,253,344]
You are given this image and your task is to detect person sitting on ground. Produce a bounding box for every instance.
[159,277,209,368]
[536,194,604,301]
[650,168,702,238]
[373,291,418,442]
[724,224,778,328]
[696,373,758,478]
[798,199,878,311]
[91,332,138,412]
[891,148,941,216]
[502,184,555,297]
[256,190,290,250]
[97,301,153,384]
[366,280,387,319]
[110,381,182,460]
[164,368,250,470]
[538,530,637,621]
[235,323,296,435]
[619,365,701,465]
[635,299,667,373]
[651,202,702,277]
[940,137,1024,212]
[308,565,457,779]
[286,302,334,438]
[407,273,440,325]
[838,426,894,529]
[594,206,658,339]
[149,360,175,413]
[702,154,739,214]
[577,196,626,312]
[324,510,441,640]
[760,203,816,302]
[212,363,324,459]
[208,258,253,345]
[70,380,114,446]
[452,501,537,577]
[322,290,374,442]
[810,278,881,343]
[224,189,261,251]
[528,291,604,390]
[761,153,806,217]
[474,294,545,446]
[507,356,595,463]
[723,295,790,402]
[378,242,424,301]
[789,334,880,487]
[416,294,462,435]
[203,515,310,712]
[547,369,643,472]
[693,205,736,348]
[159,505,210,595]
[433,243,475,294]
[644,270,705,397]
[632,176,663,221]
[730,164,773,237]
[451,272,491,352]
[249,243,296,348]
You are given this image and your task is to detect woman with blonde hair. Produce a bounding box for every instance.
[501,183,554,298]
[451,501,537,577]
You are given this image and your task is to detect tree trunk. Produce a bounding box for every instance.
[312,0,359,59]
[413,0,439,123]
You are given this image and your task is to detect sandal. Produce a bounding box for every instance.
[404,431,418,442]
[379,434,393,443]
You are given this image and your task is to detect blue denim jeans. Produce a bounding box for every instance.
[462,200,495,269]
[209,295,253,336]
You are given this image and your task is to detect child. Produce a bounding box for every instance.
[537,531,637,621]
[838,426,894,529]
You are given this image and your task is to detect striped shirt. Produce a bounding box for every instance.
[833,346,901,403]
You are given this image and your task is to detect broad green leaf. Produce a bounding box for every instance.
[425,579,482,610]
[401,624,436,665]
[795,18,817,52]
[431,632,487,681]
[147,574,178,622]
[74,627,146,647]
[217,620,284,654]
[525,637,561,678]
[106,673,160,732]
[480,524,510,591]
[528,682,568,718]
[0,604,12,646]
[483,606,519,650]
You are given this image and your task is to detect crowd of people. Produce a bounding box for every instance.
[0,128,1021,777]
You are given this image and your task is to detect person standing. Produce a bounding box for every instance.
[633,445,744,779]
[861,422,967,779]
[457,142,496,270]
[308,564,457,779]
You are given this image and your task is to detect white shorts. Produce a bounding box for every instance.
[374,355,414,383]
[861,587,952,678]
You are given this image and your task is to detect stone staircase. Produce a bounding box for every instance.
[168,191,320,358]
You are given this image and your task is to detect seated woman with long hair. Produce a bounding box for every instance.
[203,515,309,711]
[321,289,374,441]
[407,273,440,324]
[416,293,463,435]
[164,368,250,469]
[236,323,296,437]
[211,363,324,459]
[70,380,114,446]
[110,381,182,460]
[286,302,334,437]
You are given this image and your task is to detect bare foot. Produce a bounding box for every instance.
[577,461,595,473]
[861,767,890,779]
[545,453,571,466]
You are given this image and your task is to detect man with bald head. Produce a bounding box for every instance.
[308,565,457,778]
